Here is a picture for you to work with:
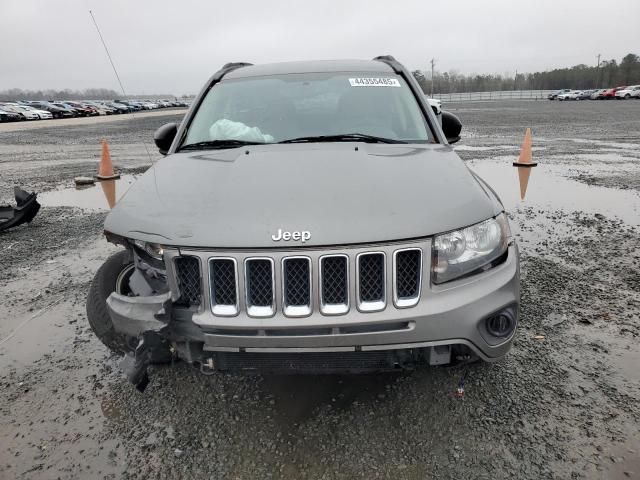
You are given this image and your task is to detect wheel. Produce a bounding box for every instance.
[625,94,631,99]
[86,250,172,362]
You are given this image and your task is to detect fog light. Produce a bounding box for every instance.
[486,312,515,337]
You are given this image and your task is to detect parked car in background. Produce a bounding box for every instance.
[138,100,157,109]
[106,101,132,113]
[590,89,606,99]
[51,102,81,117]
[599,88,617,99]
[64,101,99,116]
[548,89,570,100]
[0,108,24,122]
[426,97,442,115]
[0,103,40,120]
[615,85,640,99]
[83,101,112,115]
[19,104,53,119]
[577,90,595,100]
[28,101,74,118]
[557,90,583,101]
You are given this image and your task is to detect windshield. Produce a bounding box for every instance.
[182,72,432,146]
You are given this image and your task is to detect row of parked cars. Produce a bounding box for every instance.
[548,85,640,101]
[0,99,189,122]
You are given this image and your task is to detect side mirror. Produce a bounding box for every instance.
[441,111,462,144]
[153,122,178,155]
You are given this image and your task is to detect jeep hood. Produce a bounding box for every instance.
[104,143,502,248]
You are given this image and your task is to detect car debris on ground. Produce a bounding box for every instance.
[0,187,40,233]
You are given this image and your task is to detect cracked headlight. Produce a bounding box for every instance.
[431,213,510,284]
[133,240,164,260]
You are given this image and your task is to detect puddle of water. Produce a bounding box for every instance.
[455,145,546,152]
[39,175,137,210]
[469,160,640,225]
[558,138,640,150]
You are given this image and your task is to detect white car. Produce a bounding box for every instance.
[557,90,583,101]
[615,85,640,99]
[19,104,53,119]
[0,104,40,120]
[426,97,442,115]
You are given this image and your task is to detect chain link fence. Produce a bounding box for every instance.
[432,90,554,102]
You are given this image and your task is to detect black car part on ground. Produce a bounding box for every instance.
[0,187,41,233]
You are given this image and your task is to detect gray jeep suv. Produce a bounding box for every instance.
[87,56,519,389]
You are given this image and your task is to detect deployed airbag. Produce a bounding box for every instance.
[209,119,274,143]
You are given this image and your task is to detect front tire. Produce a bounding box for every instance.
[86,250,172,362]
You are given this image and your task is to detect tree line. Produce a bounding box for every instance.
[0,88,121,102]
[413,53,640,94]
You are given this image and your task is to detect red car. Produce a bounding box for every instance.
[600,86,627,99]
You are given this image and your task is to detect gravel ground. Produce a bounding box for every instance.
[0,101,638,479]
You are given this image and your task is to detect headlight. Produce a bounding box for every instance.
[432,213,510,284]
[133,240,165,260]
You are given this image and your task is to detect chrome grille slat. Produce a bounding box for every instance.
[245,258,275,317]
[357,252,386,312]
[282,257,312,317]
[394,249,422,308]
[174,256,201,306]
[210,258,239,316]
[319,255,349,315]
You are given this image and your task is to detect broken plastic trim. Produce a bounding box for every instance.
[0,187,41,233]
[119,331,168,392]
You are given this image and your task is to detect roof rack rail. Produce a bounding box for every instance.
[213,62,253,82]
[372,55,402,73]
[221,62,253,70]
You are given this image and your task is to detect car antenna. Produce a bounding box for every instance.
[88,10,154,165]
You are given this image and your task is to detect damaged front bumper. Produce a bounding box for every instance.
[106,291,171,337]
[105,243,519,380]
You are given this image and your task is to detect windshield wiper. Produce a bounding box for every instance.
[278,133,406,144]
[178,139,265,151]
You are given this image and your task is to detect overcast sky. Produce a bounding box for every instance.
[1,0,638,95]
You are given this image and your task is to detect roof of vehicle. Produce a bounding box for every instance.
[224,59,394,79]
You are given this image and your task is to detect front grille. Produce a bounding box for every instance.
[282,257,311,316]
[358,253,386,310]
[176,245,424,317]
[210,258,238,315]
[174,256,201,306]
[245,258,274,317]
[395,249,422,307]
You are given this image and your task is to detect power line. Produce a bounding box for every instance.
[88,10,153,165]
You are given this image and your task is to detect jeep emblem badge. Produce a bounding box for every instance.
[271,228,311,243]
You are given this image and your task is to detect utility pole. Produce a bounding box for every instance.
[596,54,601,88]
[430,58,435,97]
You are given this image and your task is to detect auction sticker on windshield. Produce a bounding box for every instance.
[349,77,401,87]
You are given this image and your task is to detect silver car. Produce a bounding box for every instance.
[87,56,519,389]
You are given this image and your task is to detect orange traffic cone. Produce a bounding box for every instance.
[96,139,120,180]
[512,128,537,199]
[100,179,117,209]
